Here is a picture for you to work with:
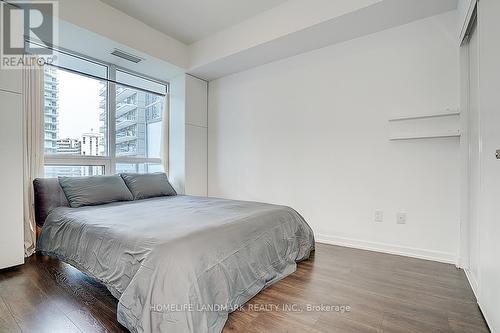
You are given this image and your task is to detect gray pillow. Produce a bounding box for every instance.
[58,175,133,208]
[33,178,69,226]
[121,173,177,200]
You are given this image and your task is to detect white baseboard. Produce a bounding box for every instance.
[315,234,457,264]
[463,268,494,332]
[464,268,479,300]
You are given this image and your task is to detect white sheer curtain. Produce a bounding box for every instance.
[161,94,170,174]
[22,65,45,257]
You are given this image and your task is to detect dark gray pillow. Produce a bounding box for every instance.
[58,175,133,208]
[121,173,177,200]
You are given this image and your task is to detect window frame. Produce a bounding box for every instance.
[43,53,168,177]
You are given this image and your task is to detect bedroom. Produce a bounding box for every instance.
[0,0,498,332]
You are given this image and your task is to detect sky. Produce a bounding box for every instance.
[57,70,103,139]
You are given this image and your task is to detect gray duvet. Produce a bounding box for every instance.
[37,195,315,333]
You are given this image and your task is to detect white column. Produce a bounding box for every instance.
[169,74,208,196]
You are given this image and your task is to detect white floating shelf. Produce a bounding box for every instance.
[388,109,461,142]
[389,132,461,141]
[389,110,460,122]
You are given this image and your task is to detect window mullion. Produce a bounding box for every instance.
[108,65,117,175]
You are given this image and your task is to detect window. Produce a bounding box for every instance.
[43,67,107,156]
[115,84,164,159]
[116,163,163,174]
[44,165,104,178]
[43,52,168,177]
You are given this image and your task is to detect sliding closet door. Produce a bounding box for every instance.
[463,1,500,330]
[476,0,500,330]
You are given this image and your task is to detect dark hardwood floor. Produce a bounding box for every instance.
[0,244,489,333]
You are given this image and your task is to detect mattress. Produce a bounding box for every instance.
[37,195,315,333]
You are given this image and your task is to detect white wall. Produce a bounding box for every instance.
[208,11,460,263]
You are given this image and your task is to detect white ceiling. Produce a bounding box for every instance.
[100,0,289,44]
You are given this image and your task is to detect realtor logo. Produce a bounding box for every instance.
[1,1,58,69]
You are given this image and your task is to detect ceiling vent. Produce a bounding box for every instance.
[111,49,144,63]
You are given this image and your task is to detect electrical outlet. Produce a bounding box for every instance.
[374,210,383,222]
[397,212,407,224]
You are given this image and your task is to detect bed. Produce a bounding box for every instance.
[34,176,315,333]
